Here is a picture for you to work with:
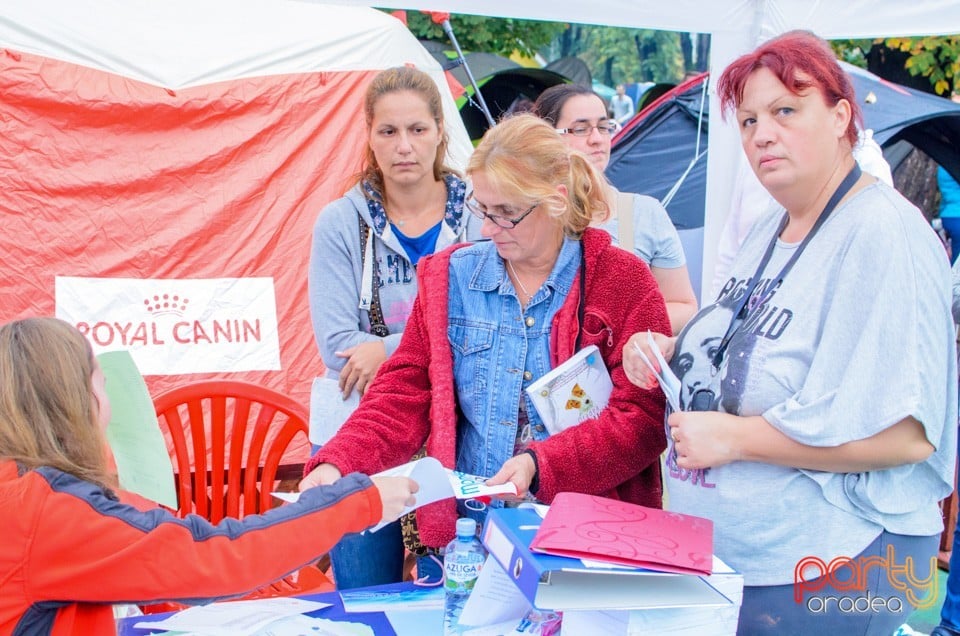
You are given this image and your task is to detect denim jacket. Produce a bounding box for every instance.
[309,228,670,548]
[448,237,581,478]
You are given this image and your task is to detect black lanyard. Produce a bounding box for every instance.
[575,245,586,352]
[711,164,862,371]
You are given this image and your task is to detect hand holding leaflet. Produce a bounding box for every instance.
[274,457,516,532]
[369,459,516,531]
[632,331,681,412]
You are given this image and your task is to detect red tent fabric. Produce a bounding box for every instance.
[0,1,472,467]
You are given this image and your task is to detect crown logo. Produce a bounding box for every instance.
[144,294,189,317]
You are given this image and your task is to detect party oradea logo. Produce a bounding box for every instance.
[793,546,938,614]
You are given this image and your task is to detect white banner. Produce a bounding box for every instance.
[56,277,281,376]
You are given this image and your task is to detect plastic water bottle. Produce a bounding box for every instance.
[443,517,487,635]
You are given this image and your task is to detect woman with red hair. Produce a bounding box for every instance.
[624,31,956,633]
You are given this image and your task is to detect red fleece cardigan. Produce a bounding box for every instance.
[307,228,670,548]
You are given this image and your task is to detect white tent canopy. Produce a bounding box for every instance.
[0,0,473,165]
[326,0,960,297]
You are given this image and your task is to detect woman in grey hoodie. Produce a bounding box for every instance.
[307,66,478,590]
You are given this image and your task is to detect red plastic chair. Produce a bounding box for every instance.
[150,380,333,602]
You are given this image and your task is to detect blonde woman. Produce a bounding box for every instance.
[303,115,670,561]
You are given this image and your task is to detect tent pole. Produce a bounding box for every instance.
[439,19,496,128]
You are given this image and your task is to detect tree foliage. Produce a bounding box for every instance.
[547,24,687,85]
[888,36,960,96]
[833,36,960,96]
[394,10,956,97]
[395,10,566,59]
[389,10,692,86]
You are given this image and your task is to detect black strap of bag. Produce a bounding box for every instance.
[358,215,390,338]
[710,164,862,371]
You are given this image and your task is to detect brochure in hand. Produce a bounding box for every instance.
[277,458,518,533]
[631,330,681,412]
[529,492,714,575]
[524,345,612,435]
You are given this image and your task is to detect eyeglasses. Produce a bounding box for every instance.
[464,194,538,229]
[556,121,620,137]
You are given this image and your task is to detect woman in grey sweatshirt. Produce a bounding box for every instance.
[307,66,479,590]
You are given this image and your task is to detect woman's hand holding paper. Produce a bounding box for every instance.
[624,331,676,391]
[486,453,537,500]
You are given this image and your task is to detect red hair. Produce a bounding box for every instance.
[717,30,862,147]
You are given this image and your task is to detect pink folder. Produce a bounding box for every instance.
[529,492,714,575]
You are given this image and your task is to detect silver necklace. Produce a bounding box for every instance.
[507,259,534,302]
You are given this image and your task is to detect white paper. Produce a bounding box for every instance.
[517,502,549,518]
[133,598,329,636]
[276,458,518,533]
[560,610,629,635]
[459,555,531,627]
[461,619,525,635]
[309,376,360,445]
[369,458,517,532]
[579,558,640,570]
[366,457,454,532]
[448,469,518,500]
[632,331,681,412]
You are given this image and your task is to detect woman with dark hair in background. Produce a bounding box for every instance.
[534,84,698,332]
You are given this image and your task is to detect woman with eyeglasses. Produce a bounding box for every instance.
[303,114,670,566]
[307,66,480,589]
[534,84,698,333]
[623,31,955,634]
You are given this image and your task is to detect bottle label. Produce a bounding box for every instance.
[444,554,485,588]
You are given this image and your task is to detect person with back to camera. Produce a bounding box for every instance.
[308,66,479,589]
[0,317,417,635]
[534,83,698,332]
[301,114,671,566]
[623,31,956,634]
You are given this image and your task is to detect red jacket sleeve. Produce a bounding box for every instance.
[21,469,380,605]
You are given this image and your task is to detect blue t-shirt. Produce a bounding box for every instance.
[394,221,442,266]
